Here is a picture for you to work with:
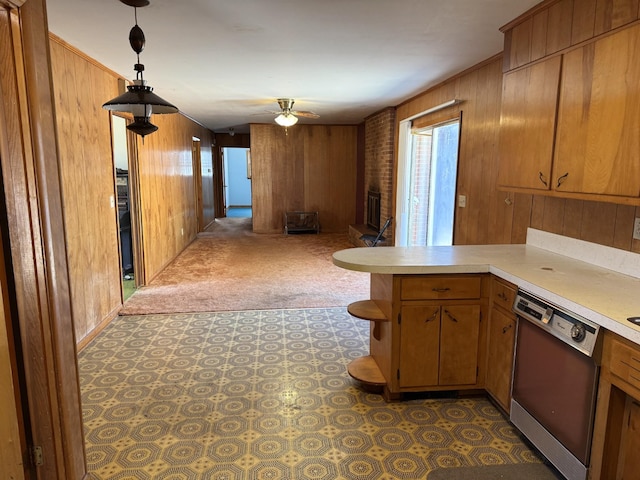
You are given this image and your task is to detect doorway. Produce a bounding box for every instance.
[111,115,137,300]
[397,118,460,246]
[222,147,252,218]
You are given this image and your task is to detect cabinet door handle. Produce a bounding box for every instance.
[556,172,569,188]
[425,310,439,323]
[497,292,507,301]
[443,309,457,323]
[502,324,513,334]
[538,171,548,187]
[432,287,450,293]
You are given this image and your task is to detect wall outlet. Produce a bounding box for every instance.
[109,195,115,208]
[634,218,640,240]
[458,195,467,208]
[181,228,184,236]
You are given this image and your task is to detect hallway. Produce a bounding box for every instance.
[120,218,369,315]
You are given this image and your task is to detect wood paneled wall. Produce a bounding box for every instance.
[137,114,213,281]
[49,35,214,345]
[394,55,640,254]
[49,36,123,343]
[250,124,358,233]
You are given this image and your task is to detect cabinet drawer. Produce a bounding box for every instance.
[492,277,516,312]
[400,276,481,300]
[609,338,640,391]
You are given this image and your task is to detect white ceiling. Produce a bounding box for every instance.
[45,0,540,133]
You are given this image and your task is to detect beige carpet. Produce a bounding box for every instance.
[120,218,370,315]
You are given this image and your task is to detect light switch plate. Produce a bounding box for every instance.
[634,218,640,240]
[458,195,467,208]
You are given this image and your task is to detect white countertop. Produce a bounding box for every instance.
[333,230,640,345]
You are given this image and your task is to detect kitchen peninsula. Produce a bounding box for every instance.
[333,228,640,479]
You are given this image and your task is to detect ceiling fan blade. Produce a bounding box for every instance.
[292,111,320,118]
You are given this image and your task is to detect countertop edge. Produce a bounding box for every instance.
[333,246,640,346]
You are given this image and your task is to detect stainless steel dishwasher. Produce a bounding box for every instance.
[511,289,601,480]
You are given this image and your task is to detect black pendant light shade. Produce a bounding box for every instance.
[102,0,177,137]
[103,83,178,114]
[127,116,158,137]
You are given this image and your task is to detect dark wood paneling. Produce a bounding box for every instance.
[510,18,533,68]
[250,124,357,234]
[580,201,618,245]
[137,114,212,281]
[613,204,636,250]
[562,198,584,238]
[546,0,573,53]
[594,0,640,35]
[572,0,598,43]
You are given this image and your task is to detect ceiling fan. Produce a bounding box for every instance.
[270,98,319,127]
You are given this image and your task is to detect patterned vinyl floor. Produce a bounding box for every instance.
[79,308,543,479]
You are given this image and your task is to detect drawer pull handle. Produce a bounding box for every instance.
[444,309,457,323]
[425,310,439,323]
[497,292,507,301]
[538,171,548,187]
[556,172,569,188]
[432,287,451,293]
[502,324,513,334]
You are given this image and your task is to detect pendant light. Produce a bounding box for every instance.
[102,0,178,138]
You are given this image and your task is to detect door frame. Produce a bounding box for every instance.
[0,0,87,478]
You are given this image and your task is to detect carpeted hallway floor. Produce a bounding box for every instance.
[120,218,369,315]
[80,308,548,479]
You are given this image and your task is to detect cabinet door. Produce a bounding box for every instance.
[485,307,516,412]
[439,305,481,386]
[497,56,561,191]
[399,305,440,388]
[554,25,640,197]
[618,399,640,479]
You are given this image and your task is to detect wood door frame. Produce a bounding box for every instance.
[192,138,203,231]
[0,0,87,478]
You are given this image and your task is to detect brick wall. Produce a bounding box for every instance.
[363,107,396,242]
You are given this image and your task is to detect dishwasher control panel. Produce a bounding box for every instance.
[514,289,600,356]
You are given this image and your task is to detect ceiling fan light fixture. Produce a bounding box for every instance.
[275,113,298,127]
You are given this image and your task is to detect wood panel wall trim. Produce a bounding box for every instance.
[1,0,87,478]
[0,0,25,8]
[76,305,121,353]
[49,32,123,81]
[500,0,564,32]
[396,53,504,112]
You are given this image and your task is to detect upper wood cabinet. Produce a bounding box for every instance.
[553,24,640,197]
[497,56,561,191]
[502,0,640,72]
[499,21,640,203]
[499,1,640,204]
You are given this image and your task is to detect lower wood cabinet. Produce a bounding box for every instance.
[398,304,481,388]
[351,273,490,400]
[485,304,516,412]
[485,277,517,412]
[590,331,640,479]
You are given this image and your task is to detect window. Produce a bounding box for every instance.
[404,119,460,246]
